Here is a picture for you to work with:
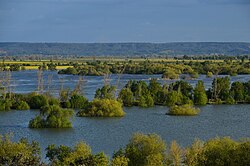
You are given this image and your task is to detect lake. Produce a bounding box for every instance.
[0,70,250,160]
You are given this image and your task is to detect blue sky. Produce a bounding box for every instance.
[0,0,249,42]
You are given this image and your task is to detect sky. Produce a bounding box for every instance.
[0,0,249,43]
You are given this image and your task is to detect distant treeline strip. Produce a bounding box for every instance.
[0,42,250,56]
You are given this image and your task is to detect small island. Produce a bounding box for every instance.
[77,99,125,117]
[29,105,74,128]
[167,105,200,116]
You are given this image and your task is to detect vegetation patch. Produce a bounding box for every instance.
[167,105,200,116]
[29,105,74,128]
[77,99,125,117]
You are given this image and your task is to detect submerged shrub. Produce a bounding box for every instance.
[77,99,125,117]
[70,94,88,109]
[0,100,12,111]
[167,105,200,116]
[29,105,74,128]
[13,101,30,110]
[28,95,48,109]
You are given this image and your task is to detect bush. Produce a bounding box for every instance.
[70,94,89,109]
[28,95,48,109]
[167,105,200,116]
[29,105,74,128]
[13,101,30,110]
[48,97,60,106]
[118,88,134,107]
[0,100,12,111]
[77,99,125,117]
[60,101,71,108]
[0,134,41,165]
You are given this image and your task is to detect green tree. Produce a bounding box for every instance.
[95,85,116,100]
[29,105,74,128]
[194,81,208,105]
[148,78,162,103]
[70,94,89,109]
[118,88,134,107]
[28,94,48,109]
[230,81,245,102]
[0,134,41,165]
[212,77,230,101]
[124,133,167,166]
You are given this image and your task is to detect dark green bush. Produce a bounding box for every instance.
[28,95,48,109]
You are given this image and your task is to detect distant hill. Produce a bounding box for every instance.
[0,42,250,56]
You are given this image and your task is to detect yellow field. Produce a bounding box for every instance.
[56,66,73,70]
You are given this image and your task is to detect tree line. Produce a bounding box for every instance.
[0,133,249,166]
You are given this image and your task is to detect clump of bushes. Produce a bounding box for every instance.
[46,142,109,166]
[167,104,200,116]
[0,100,12,111]
[70,94,89,109]
[28,94,48,109]
[12,101,30,110]
[77,99,125,117]
[0,134,41,165]
[29,105,74,128]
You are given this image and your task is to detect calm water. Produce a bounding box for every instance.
[0,71,250,160]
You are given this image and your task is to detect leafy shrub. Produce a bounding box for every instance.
[0,134,41,165]
[167,105,200,116]
[29,105,74,128]
[0,100,12,111]
[77,99,125,117]
[13,101,30,110]
[46,142,109,166]
[28,95,48,109]
[70,94,88,109]
[48,97,60,106]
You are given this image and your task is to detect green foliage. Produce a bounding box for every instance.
[58,67,78,75]
[162,68,179,79]
[124,133,167,166]
[46,141,109,166]
[231,82,245,102]
[95,85,116,100]
[0,134,41,165]
[29,105,74,128]
[77,99,125,117]
[111,156,129,166]
[212,77,230,101]
[118,88,134,107]
[48,97,60,106]
[168,140,183,166]
[0,99,12,111]
[28,94,48,109]
[196,137,242,166]
[12,101,30,110]
[70,94,89,109]
[138,94,154,107]
[206,71,213,78]
[194,81,208,105]
[167,105,200,116]
[165,91,182,106]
